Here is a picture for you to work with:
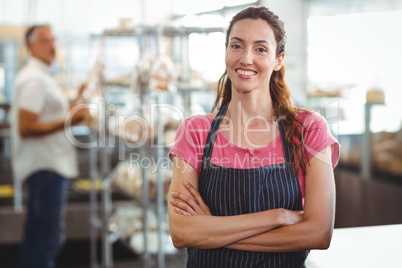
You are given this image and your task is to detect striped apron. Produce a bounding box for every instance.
[187,103,309,267]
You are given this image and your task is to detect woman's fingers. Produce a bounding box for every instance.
[184,181,201,205]
[184,181,212,215]
[173,207,192,216]
[169,182,212,216]
[170,192,198,215]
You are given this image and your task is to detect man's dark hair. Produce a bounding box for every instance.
[25,24,50,47]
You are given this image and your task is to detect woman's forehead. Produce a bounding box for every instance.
[229,19,276,43]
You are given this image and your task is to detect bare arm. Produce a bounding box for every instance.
[19,92,88,138]
[19,109,66,137]
[168,156,303,249]
[226,146,336,252]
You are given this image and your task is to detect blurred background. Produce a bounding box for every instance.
[0,0,402,267]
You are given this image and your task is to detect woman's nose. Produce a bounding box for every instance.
[240,49,253,65]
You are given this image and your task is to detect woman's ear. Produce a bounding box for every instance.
[274,53,285,71]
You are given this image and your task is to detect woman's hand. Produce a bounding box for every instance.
[170,181,212,216]
[279,209,304,226]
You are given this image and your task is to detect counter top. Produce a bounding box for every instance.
[306,224,402,268]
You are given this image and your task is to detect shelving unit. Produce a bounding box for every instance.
[87,25,221,268]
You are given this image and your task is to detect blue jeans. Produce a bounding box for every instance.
[17,171,69,268]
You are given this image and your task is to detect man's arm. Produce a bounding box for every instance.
[19,109,65,137]
[69,83,86,109]
[19,107,87,138]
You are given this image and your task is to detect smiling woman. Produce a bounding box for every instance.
[167,5,339,268]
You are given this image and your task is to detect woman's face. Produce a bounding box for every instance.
[225,18,284,95]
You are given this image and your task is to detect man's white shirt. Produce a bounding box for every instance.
[11,57,78,184]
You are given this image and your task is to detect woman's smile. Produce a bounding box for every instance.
[236,68,257,78]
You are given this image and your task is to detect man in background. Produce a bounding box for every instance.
[11,24,87,268]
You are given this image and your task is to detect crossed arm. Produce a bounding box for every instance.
[167,146,335,252]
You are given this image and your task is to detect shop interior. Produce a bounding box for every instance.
[0,0,402,267]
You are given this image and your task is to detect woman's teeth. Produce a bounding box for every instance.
[237,69,256,75]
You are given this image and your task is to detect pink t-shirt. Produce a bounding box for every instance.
[169,110,340,199]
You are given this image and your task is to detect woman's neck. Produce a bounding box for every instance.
[227,90,275,126]
[219,88,279,152]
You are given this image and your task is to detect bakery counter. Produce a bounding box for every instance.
[306,224,402,268]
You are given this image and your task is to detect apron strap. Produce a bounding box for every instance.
[201,103,295,165]
[201,103,229,164]
[278,119,295,165]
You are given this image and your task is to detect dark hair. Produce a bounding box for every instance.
[25,24,50,47]
[212,6,309,176]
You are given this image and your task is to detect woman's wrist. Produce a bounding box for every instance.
[273,208,288,227]
[258,209,287,231]
[273,208,304,227]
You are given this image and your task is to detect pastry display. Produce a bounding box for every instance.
[340,129,402,176]
[307,88,342,98]
[131,52,179,94]
[108,110,150,144]
[366,88,385,104]
[372,130,402,175]
[112,161,173,200]
[149,56,178,92]
[108,206,177,255]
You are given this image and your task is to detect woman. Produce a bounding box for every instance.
[168,6,339,267]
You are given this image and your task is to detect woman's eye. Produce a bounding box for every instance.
[257,47,267,53]
[231,44,242,49]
